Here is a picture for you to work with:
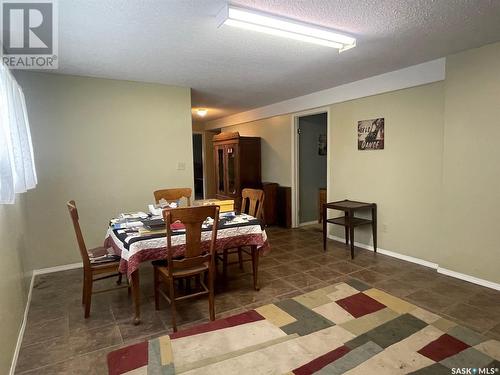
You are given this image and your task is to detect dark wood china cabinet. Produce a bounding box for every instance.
[212,132,261,208]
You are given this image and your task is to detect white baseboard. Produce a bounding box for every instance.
[328,235,438,269]
[437,267,500,291]
[10,262,83,374]
[32,262,83,276]
[9,272,35,375]
[298,220,319,227]
[327,234,500,290]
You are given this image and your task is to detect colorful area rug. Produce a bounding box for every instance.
[108,280,500,374]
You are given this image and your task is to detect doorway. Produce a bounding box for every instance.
[192,133,204,199]
[296,112,328,225]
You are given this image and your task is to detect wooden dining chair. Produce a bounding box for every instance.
[153,205,219,332]
[221,188,265,277]
[153,188,192,206]
[67,201,129,318]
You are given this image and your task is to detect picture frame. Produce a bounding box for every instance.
[358,118,384,150]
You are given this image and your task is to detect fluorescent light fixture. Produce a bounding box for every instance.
[196,108,208,117]
[216,4,356,52]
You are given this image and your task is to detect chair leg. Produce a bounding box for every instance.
[84,273,93,318]
[117,273,123,285]
[154,267,160,310]
[82,272,87,305]
[208,270,215,321]
[237,247,244,271]
[169,277,177,332]
[251,246,260,291]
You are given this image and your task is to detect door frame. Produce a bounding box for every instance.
[192,131,207,199]
[290,107,330,228]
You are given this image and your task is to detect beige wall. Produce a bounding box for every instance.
[15,72,193,271]
[0,198,29,374]
[440,43,500,283]
[223,115,293,186]
[217,84,446,263]
[212,42,500,284]
[328,83,445,263]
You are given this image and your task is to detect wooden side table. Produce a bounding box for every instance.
[322,199,377,259]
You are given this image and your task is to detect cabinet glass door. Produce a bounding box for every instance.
[227,145,236,194]
[217,147,225,193]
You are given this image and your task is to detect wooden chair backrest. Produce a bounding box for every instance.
[163,205,219,273]
[154,188,192,206]
[241,188,265,220]
[67,200,91,269]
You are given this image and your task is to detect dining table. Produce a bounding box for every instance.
[104,210,270,325]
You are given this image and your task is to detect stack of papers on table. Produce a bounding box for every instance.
[119,212,148,220]
[148,204,162,216]
[111,212,150,229]
[112,221,144,230]
[142,218,165,230]
[222,214,252,225]
[138,227,166,235]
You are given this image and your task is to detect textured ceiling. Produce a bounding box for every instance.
[55,0,500,122]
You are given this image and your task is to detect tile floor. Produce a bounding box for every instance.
[16,225,500,374]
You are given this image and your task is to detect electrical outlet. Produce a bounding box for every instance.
[382,224,388,233]
[177,162,186,171]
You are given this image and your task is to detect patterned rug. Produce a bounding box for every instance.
[107,280,500,374]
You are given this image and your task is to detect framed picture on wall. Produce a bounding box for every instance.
[318,134,327,155]
[358,118,384,150]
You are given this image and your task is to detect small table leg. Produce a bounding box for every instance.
[251,245,260,291]
[344,211,349,245]
[322,204,327,251]
[348,211,355,259]
[349,226,355,259]
[131,270,141,325]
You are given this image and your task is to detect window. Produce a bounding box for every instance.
[0,64,37,204]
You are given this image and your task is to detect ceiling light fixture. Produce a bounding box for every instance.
[196,108,208,117]
[216,4,356,52]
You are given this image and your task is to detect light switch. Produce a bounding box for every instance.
[177,162,186,170]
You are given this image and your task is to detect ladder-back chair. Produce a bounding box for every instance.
[153,205,219,332]
[67,200,128,318]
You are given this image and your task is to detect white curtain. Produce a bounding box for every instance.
[0,63,37,204]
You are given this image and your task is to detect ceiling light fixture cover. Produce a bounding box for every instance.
[216,4,356,52]
[196,108,208,117]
